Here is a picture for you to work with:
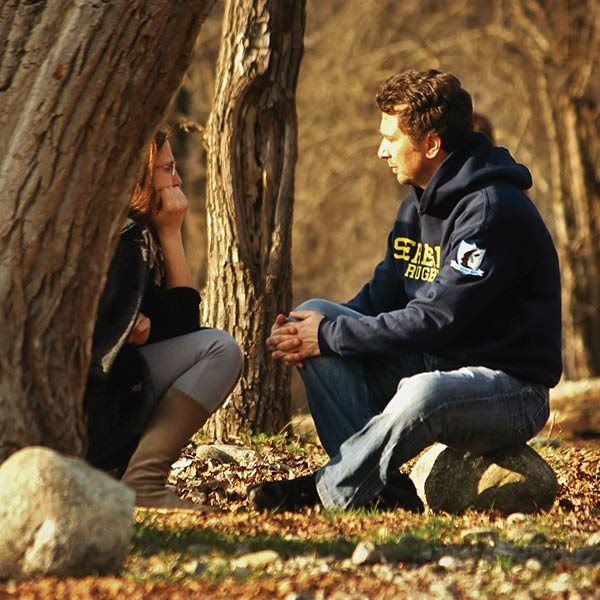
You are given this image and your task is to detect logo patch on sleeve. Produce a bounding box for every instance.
[450,241,486,277]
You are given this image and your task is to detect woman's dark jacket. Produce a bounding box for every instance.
[84,220,200,472]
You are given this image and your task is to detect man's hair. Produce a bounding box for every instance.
[375,69,473,152]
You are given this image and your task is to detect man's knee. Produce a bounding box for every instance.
[295,298,334,313]
[294,298,352,321]
[385,371,445,416]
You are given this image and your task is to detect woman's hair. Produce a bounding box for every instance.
[473,112,495,144]
[129,128,169,222]
[375,69,473,153]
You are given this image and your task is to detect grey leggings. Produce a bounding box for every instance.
[137,329,243,413]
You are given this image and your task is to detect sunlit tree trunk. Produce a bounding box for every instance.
[539,89,600,378]
[495,0,600,379]
[203,0,306,438]
[0,0,215,462]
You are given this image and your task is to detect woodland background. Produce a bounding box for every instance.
[0,2,598,596]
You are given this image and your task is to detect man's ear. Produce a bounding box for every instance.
[425,133,443,159]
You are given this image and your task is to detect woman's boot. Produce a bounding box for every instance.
[121,387,217,510]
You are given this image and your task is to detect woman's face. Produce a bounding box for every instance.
[153,141,182,191]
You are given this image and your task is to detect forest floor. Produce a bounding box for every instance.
[0,430,598,599]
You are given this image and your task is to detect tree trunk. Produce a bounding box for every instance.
[491,0,600,379]
[203,0,306,438]
[552,96,600,378]
[0,0,215,462]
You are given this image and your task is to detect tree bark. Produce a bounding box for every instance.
[0,0,215,462]
[203,0,306,438]
[494,0,600,379]
[554,97,600,378]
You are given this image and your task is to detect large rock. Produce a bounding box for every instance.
[0,446,134,579]
[409,443,558,514]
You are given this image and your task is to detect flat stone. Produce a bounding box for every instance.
[194,444,259,466]
[231,550,280,569]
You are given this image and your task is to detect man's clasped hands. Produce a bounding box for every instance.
[266,310,325,368]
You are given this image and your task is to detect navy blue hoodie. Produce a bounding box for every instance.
[318,133,562,387]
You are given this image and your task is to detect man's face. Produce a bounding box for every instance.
[377,112,435,189]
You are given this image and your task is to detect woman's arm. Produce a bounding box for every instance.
[142,186,201,342]
[150,186,195,290]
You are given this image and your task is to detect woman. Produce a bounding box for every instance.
[85,129,242,510]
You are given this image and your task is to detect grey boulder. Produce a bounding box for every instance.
[0,446,134,579]
[409,443,558,514]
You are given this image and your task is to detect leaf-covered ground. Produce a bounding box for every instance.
[1,432,598,599]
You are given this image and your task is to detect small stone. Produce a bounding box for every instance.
[507,513,527,524]
[351,541,380,565]
[498,582,515,594]
[195,444,259,466]
[170,458,193,470]
[284,594,314,600]
[318,561,330,573]
[460,528,499,545]
[587,532,600,546]
[231,550,280,569]
[437,555,460,571]
[525,558,543,572]
[181,559,200,575]
[547,573,571,593]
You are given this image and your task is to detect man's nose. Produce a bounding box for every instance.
[378,141,389,160]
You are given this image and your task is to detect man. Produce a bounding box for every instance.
[249,69,562,513]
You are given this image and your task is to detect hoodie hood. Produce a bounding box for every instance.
[417,132,533,217]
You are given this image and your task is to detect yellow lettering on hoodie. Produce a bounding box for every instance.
[394,236,441,281]
[393,237,416,261]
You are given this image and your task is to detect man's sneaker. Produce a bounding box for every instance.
[373,472,424,513]
[248,473,319,512]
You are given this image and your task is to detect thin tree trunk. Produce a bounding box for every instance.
[0,0,215,462]
[203,0,306,438]
[557,97,600,377]
[534,84,600,379]
[492,0,600,380]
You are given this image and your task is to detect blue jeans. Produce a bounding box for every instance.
[296,299,550,509]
